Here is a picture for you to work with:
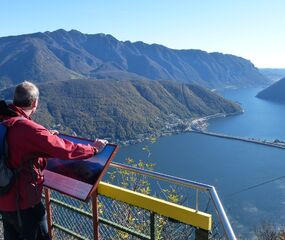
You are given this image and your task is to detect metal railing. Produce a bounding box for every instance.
[110,162,236,240]
[0,162,236,240]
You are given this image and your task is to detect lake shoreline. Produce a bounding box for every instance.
[118,112,242,146]
[118,110,285,151]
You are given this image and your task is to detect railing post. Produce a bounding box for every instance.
[111,163,236,239]
[92,190,99,240]
[195,228,209,240]
[196,189,199,211]
[150,212,155,240]
[44,188,53,238]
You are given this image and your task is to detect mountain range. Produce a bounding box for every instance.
[256,77,285,103]
[0,29,269,89]
[0,79,242,141]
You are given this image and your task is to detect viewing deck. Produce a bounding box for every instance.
[0,162,236,240]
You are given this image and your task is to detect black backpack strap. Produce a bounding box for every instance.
[0,117,25,195]
[2,116,26,230]
[15,177,23,229]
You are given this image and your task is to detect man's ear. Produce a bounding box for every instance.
[31,99,38,108]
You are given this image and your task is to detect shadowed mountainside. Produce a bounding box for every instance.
[256,77,285,103]
[1,79,242,141]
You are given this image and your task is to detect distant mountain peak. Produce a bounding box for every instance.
[0,29,270,88]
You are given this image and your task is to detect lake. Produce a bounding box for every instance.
[208,87,285,140]
[115,87,285,238]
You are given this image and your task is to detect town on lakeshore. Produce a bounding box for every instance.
[122,113,285,150]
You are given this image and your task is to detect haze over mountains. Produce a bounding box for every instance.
[259,68,285,82]
[0,29,269,89]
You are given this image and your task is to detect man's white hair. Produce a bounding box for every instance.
[13,81,39,107]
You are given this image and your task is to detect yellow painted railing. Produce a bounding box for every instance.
[98,182,212,231]
[36,162,236,239]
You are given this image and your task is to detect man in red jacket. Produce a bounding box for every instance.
[0,81,107,240]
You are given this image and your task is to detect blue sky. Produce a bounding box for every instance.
[0,0,284,68]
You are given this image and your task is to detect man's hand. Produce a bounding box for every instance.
[49,129,59,135]
[94,139,108,154]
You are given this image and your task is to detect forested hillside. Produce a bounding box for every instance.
[1,79,242,141]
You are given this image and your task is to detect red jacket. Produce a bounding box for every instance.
[0,105,95,211]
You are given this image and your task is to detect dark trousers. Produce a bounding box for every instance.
[1,202,50,240]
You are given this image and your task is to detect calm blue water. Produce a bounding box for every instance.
[115,88,285,238]
[208,87,285,141]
